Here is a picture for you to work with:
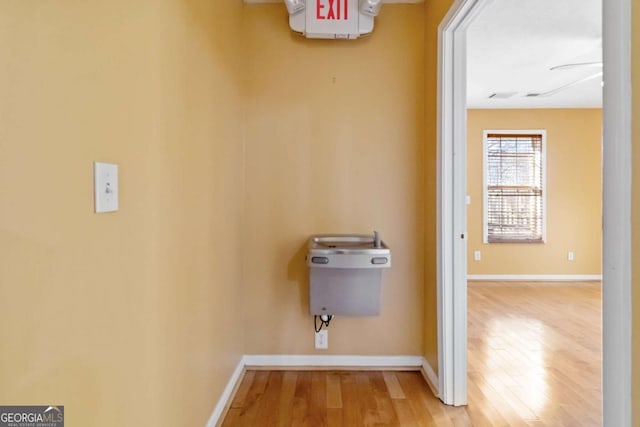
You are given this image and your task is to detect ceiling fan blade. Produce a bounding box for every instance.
[550,61,603,71]
[538,71,603,97]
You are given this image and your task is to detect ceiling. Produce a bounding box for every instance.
[466,0,602,109]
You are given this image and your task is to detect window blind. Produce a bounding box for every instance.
[486,133,544,243]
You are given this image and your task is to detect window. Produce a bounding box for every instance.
[483,130,546,243]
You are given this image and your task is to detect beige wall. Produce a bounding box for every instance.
[632,1,639,424]
[242,5,425,355]
[467,109,602,276]
[0,1,245,425]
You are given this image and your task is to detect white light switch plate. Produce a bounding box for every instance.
[94,162,118,213]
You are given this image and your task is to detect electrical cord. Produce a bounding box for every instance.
[314,314,333,332]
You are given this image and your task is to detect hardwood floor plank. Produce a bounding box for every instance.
[277,371,298,427]
[309,371,327,426]
[255,371,284,426]
[291,371,312,427]
[391,399,417,426]
[220,408,242,427]
[355,372,381,426]
[326,371,343,409]
[230,370,255,409]
[395,372,438,427]
[382,371,406,399]
[450,409,473,427]
[326,408,343,427]
[466,371,513,427]
[232,370,269,426]
[340,372,363,426]
[471,373,531,427]
[411,371,460,427]
[369,371,400,426]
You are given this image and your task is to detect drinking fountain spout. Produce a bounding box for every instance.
[374,230,381,248]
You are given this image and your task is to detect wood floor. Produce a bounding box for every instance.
[466,282,601,426]
[221,282,602,426]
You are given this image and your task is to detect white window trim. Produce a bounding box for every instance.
[482,129,547,244]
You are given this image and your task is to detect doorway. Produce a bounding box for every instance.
[436,0,632,425]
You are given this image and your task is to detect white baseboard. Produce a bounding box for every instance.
[420,359,439,397]
[467,274,602,282]
[205,356,245,427]
[243,354,424,368]
[206,354,431,426]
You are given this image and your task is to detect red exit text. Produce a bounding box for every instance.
[316,0,349,20]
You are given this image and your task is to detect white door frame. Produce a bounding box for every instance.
[436,0,633,424]
[436,0,494,406]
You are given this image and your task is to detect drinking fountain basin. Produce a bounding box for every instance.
[307,233,391,316]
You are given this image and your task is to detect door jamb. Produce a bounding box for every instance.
[436,0,490,406]
[602,0,633,425]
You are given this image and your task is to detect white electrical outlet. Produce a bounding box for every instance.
[474,250,481,261]
[568,251,574,261]
[315,330,328,350]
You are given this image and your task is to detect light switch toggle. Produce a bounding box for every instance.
[94,162,119,213]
